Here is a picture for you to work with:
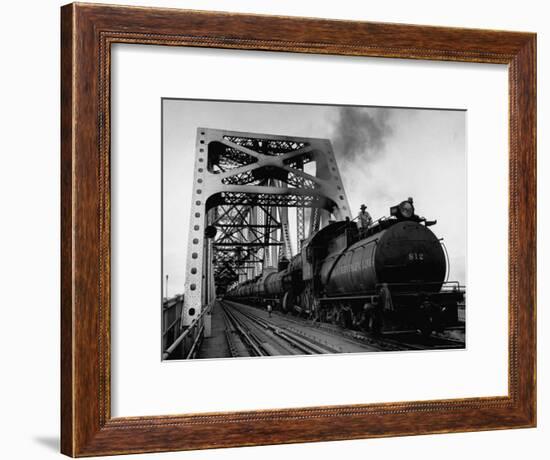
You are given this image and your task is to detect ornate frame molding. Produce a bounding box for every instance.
[61,3,536,456]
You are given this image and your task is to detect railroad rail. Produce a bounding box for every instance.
[221,302,266,356]
[232,305,339,354]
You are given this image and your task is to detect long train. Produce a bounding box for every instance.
[225,200,465,336]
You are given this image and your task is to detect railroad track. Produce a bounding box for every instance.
[224,300,381,354]
[221,303,266,357]
[233,305,339,354]
[221,301,341,357]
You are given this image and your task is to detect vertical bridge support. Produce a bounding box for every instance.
[182,128,351,327]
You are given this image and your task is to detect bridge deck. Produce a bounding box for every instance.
[194,300,465,360]
[196,302,230,359]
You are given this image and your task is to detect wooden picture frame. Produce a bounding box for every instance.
[61,2,536,456]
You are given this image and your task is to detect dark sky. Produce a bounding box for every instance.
[163,99,466,296]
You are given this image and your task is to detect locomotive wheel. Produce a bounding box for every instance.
[312,309,320,322]
[299,284,314,318]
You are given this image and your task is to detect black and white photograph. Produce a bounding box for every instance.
[161,99,466,360]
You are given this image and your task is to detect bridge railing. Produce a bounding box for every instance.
[162,294,184,353]
[162,299,212,360]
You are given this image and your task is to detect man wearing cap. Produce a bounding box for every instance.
[358,204,372,234]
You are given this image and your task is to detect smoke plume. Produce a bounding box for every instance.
[331,107,392,164]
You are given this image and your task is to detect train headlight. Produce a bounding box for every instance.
[399,201,414,218]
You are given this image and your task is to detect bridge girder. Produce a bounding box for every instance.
[182,128,351,326]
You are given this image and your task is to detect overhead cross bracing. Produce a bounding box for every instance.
[181,128,351,327]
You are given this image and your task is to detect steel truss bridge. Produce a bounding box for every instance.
[163,128,351,358]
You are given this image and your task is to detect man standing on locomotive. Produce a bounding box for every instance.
[358,204,372,235]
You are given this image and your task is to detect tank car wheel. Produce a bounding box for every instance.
[419,320,433,338]
[282,292,293,314]
[299,294,310,318]
[418,303,439,337]
[338,309,352,329]
[330,307,338,325]
[364,305,382,336]
[420,311,444,337]
[335,311,340,327]
[418,308,438,336]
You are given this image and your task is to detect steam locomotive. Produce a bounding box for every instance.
[225,200,464,336]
